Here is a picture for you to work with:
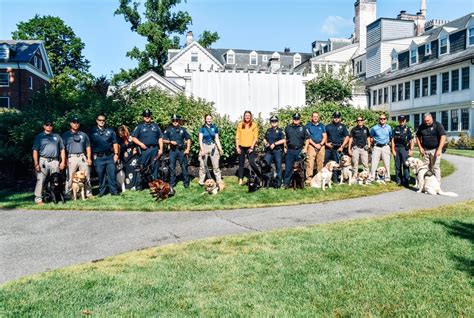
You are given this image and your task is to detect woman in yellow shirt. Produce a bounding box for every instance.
[235,111,259,185]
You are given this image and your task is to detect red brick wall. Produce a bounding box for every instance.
[0,67,49,109]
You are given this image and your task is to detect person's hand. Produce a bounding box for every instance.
[249,147,254,153]
[170,141,177,146]
[158,149,163,158]
[34,164,41,172]
[408,149,413,157]
[315,143,321,150]
[113,154,119,163]
[140,144,147,150]
[218,148,224,156]
[419,148,425,157]
[435,149,442,157]
[184,149,190,155]
[87,159,92,166]
[236,146,241,155]
[326,142,333,149]
[199,150,205,157]
[392,150,396,157]
[60,162,66,170]
[270,143,275,150]
[337,146,343,152]
[348,149,352,156]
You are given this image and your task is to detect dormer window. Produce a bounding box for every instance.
[439,35,448,55]
[0,44,9,59]
[410,47,417,65]
[34,56,38,68]
[191,52,198,63]
[390,49,398,71]
[38,58,43,71]
[469,26,474,46]
[293,54,301,67]
[425,42,432,55]
[226,50,235,64]
[250,51,258,65]
[262,55,268,62]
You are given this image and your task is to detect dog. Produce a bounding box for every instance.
[375,167,387,184]
[43,172,66,204]
[148,179,176,201]
[259,158,279,188]
[158,156,171,183]
[71,170,87,200]
[355,170,370,185]
[290,160,305,190]
[310,161,338,191]
[338,155,354,186]
[204,179,226,195]
[116,162,126,193]
[248,173,262,193]
[405,156,458,197]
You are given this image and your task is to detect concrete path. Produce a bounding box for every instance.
[1,154,473,284]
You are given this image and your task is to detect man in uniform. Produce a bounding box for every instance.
[369,114,393,182]
[89,114,120,196]
[263,115,286,187]
[348,116,371,172]
[131,109,163,182]
[62,116,93,197]
[324,111,349,182]
[416,113,446,183]
[32,119,66,204]
[391,115,414,187]
[304,111,327,184]
[163,114,191,188]
[283,113,309,188]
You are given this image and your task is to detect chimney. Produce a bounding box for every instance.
[186,31,193,46]
[420,0,427,17]
[284,47,290,53]
[353,0,377,54]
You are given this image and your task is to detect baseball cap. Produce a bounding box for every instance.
[398,115,407,121]
[171,114,181,121]
[43,118,53,125]
[332,111,342,118]
[270,115,279,122]
[142,109,152,117]
[292,112,301,119]
[69,115,79,123]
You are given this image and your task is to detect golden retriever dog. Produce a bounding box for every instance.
[405,157,458,197]
[355,170,370,185]
[375,167,387,184]
[204,179,225,195]
[338,155,354,186]
[310,161,338,191]
[71,170,87,200]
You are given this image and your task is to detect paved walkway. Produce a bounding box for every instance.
[1,154,473,284]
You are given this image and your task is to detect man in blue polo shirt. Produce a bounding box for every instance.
[304,111,327,184]
[369,114,393,182]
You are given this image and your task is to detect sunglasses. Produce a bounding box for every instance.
[44,123,53,126]
[356,119,363,122]
[97,119,106,122]
[379,118,387,120]
[172,119,179,122]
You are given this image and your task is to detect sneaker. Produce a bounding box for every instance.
[238,179,243,186]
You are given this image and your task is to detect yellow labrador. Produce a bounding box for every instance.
[71,170,87,200]
[311,161,338,191]
[339,155,354,185]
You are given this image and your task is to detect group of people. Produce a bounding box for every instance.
[32,109,446,203]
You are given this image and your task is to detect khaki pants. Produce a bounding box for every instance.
[423,149,442,183]
[199,143,221,184]
[370,145,391,180]
[306,145,325,181]
[352,147,369,172]
[66,154,92,196]
[34,158,59,203]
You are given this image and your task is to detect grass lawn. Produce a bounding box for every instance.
[0,159,455,211]
[446,148,474,158]
[1,200,472,316]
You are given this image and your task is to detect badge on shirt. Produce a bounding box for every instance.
[299,127,303,132]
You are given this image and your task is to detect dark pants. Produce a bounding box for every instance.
[238,147,260,179]
[394,146,410,185]
[284,148,302,186]
[94,154,118,195]
[169,148,189,187]
[139,147,160,179]
[264,149,283,187]
[324,147,341,182]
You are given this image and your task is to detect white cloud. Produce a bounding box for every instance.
[321,16,353,36]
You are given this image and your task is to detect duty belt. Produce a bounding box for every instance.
[375,143,389,147]
[40,157,58,162]
[94,150,113,157]
[287,146,302,150]
[68,153,84,157]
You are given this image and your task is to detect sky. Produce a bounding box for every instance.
[1,0,473,77]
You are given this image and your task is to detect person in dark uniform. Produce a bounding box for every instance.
[89,114,120,196]
[263,115,286,187]
[163,114,191,188]
[391,115,414,187]
[62,116,93,198]
[131,109,163,182]
[283,113,309,188]
[348,116,371,172]
[32,119,66,204]
[324,111,349,182]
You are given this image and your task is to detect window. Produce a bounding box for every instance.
[38,58,43,71]
[226,52,235,64]
[378,89,382,105]
[398,83,403,101]
[425,42,432,55]
[314,64,320,73]
[373,90,377,105]
[404,81,410,100]
[414,79,420,98]
[410,47,417,65]
[250,52,258,65]
[422,77,429,97]
[442,72,449,93]
[391,85,397,102]
[391,116,396,122]
[469,27,474,46]
[391,57,397,71]
[34,56,38,67]
[451,109,458,131]
[461,108,469,130]
[0,73,9,86]
[191,52,198,62]
[442,111,449,130]
[431,112,437,121]
[262,55,268,62]
[414,114,420,130]
[384,87,388,103]
[328,65,334,73]
[461,67,470,90]
[321,64,327,73]
[0,44,8,59]
[293,54,301,66]
[0,97,9,107]
[28,76,33,90]
[451,69,459,91]
[430,75,437,95]
[439,35,448,55]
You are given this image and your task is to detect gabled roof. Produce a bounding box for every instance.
[424,12,473,42]
[164,41,224,69]
[0,40,53,76]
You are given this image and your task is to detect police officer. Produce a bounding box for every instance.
[263,115,286,187]
[163,114,191,188]
[284,112,309,188]
[304,111,327,184]
[131,109,164,181]
[89,113,120,196]
[348,116,371,172]
[32,119,66,204]
[391,115,414,187]
[325,111,349,182]
[62,116,93,197]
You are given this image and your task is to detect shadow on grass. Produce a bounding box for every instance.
[0,191,34,210]
[435,220,474,277]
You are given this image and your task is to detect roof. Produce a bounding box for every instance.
[424,12,473,42]
[0,40,42,63]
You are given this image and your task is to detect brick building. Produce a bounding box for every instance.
[0,40,53,109]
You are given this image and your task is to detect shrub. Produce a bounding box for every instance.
[447,132,474,150]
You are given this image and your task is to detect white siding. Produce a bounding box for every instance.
[366,45,381,78]
[381,20,414,41]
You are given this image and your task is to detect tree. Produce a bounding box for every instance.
[12,15,90,75]
[305,65,354,104]
[198,30,220,48]
[113,0,219,84]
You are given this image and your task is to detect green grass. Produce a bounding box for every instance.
[446,148,474,158]
[0,159,455,211]
[1,201,472,316]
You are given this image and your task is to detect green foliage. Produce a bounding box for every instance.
[198,30,220,48]
[305,67,354,104]
[12,15,89,74]
[447,132,474,150]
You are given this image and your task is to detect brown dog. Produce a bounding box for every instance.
[71,170,87,201]
[291,161,305,190]
[148,179,175,201]
[204,179,225,195]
